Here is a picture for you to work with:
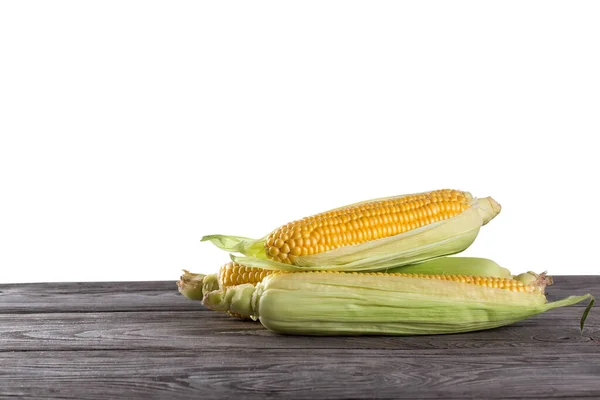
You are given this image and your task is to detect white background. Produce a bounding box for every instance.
[1,1,599,283]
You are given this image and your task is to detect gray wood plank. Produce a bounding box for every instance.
[1,306,596,352]
[0,280,200,313]
[1,275,597,314]
[545,275,600,304]
[1,349,599,399]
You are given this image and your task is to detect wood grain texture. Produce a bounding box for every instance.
[1,350,600,399]
[0,308,597,352]
[0,281,196,313]
[0,276,598,399]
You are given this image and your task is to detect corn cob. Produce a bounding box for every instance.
[202,271,594,336]
[202,189,501,272]
[265,189,473,263]
[178,257,513,318]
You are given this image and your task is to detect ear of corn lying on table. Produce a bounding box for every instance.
[178,256,513,307]
[202,189,502,271]
[199,270,593,336]
[178,261,594,334]
[180,188,594,335]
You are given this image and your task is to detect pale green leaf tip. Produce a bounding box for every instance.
[580,295,595,333]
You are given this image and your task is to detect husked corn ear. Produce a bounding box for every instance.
[202,189,502,272]
[266,189,471,263]
[202,271,594,336]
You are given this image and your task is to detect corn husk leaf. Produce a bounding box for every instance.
[384,256,512,278]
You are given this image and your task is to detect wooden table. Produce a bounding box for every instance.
[0,276,598,399]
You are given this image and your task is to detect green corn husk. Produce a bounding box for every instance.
[202,193,501,272]
[385,256,512,278]
[202,272,594,336]
[176,270,217,301]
